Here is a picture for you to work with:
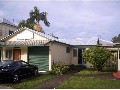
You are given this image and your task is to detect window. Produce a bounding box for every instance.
[9,30,14,35]
[73,49,77,57]
[6,50,12,59]
[0,30,2,36]
[66,47,70,53]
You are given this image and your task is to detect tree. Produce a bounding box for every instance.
[83,45,112,71]
[111,34,120,43]
[18,6,50,30]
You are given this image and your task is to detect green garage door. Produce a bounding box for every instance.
[28,46,49,71]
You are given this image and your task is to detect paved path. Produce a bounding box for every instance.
[35,71,116,89]
[35,70,78,89]
[35,74,72,89]
[0,84,12,89]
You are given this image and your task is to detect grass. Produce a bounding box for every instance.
[57,76,120,89]
[57,69,120,89]
[75,68,112,75]
[7,74,55,89]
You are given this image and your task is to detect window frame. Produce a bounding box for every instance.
[66,47,70,53]
[73,49,77,57]
[0,30,2,36]
[6,50,12,59]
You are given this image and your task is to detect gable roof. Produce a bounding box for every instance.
[1,27,115,47]
[1,27,58,42]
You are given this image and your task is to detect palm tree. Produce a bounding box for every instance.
[30,6,50,27]
[18,6,50,32]
[18,20,27,28]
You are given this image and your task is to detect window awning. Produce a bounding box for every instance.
[2,40,49,46]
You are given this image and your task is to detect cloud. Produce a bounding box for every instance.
[0,10,5,17]
[1,1,120,41]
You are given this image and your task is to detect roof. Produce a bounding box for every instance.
[3,40,49,46]
[0,27,115,47]
[59,37,115,46]
[0,18,18,27]
[1,27,58,42]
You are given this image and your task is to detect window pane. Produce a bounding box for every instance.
[6,50,12,59]
[66,47,70,53]
[73,49,77,57]
[0,30,2,36]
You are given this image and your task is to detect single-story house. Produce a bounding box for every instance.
[0,27,78,72]
[59,38,118,70]
[0,27,120,73]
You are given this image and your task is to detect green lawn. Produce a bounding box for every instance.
[75,68,112,75]
[57,76,120,89]
[8,74,55,89]
[57,69,120,89]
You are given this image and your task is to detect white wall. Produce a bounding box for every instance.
[21,46,28,62]
[49,42,72,65]
[5,30,48,41]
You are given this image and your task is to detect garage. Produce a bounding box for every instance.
[28,46,49,71]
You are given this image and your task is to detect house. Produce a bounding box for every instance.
[0,18,18,39]
[0,27,78,72]
[0,25,119,72]
[59,38,117,69]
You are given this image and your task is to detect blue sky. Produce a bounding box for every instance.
[0,0,120,41]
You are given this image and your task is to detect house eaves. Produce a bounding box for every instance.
[47,40,73,47]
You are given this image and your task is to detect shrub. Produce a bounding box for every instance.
[51,61,69,75]
[83,45,112,71]
[69,64,77,70]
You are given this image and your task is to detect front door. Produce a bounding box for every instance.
[0,50,1,61]
[78,49,82,64]
[13,49,21,60]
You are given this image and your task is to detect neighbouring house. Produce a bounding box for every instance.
[0,18,18,39]
[0,18,18,60]
[0,27,78,72]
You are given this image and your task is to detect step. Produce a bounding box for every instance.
[113,71,120,78]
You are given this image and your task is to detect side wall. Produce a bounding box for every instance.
[49,42,71,65]
[48,42,78,69]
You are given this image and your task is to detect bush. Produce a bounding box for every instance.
[83,45,112,71]
[51,61,69,75]
[69,64,77,70]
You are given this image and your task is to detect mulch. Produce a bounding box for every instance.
[35,70,120,89]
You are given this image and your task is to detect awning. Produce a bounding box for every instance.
[2,40,49,46]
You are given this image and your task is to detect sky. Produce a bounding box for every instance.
[0,0,120,41]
